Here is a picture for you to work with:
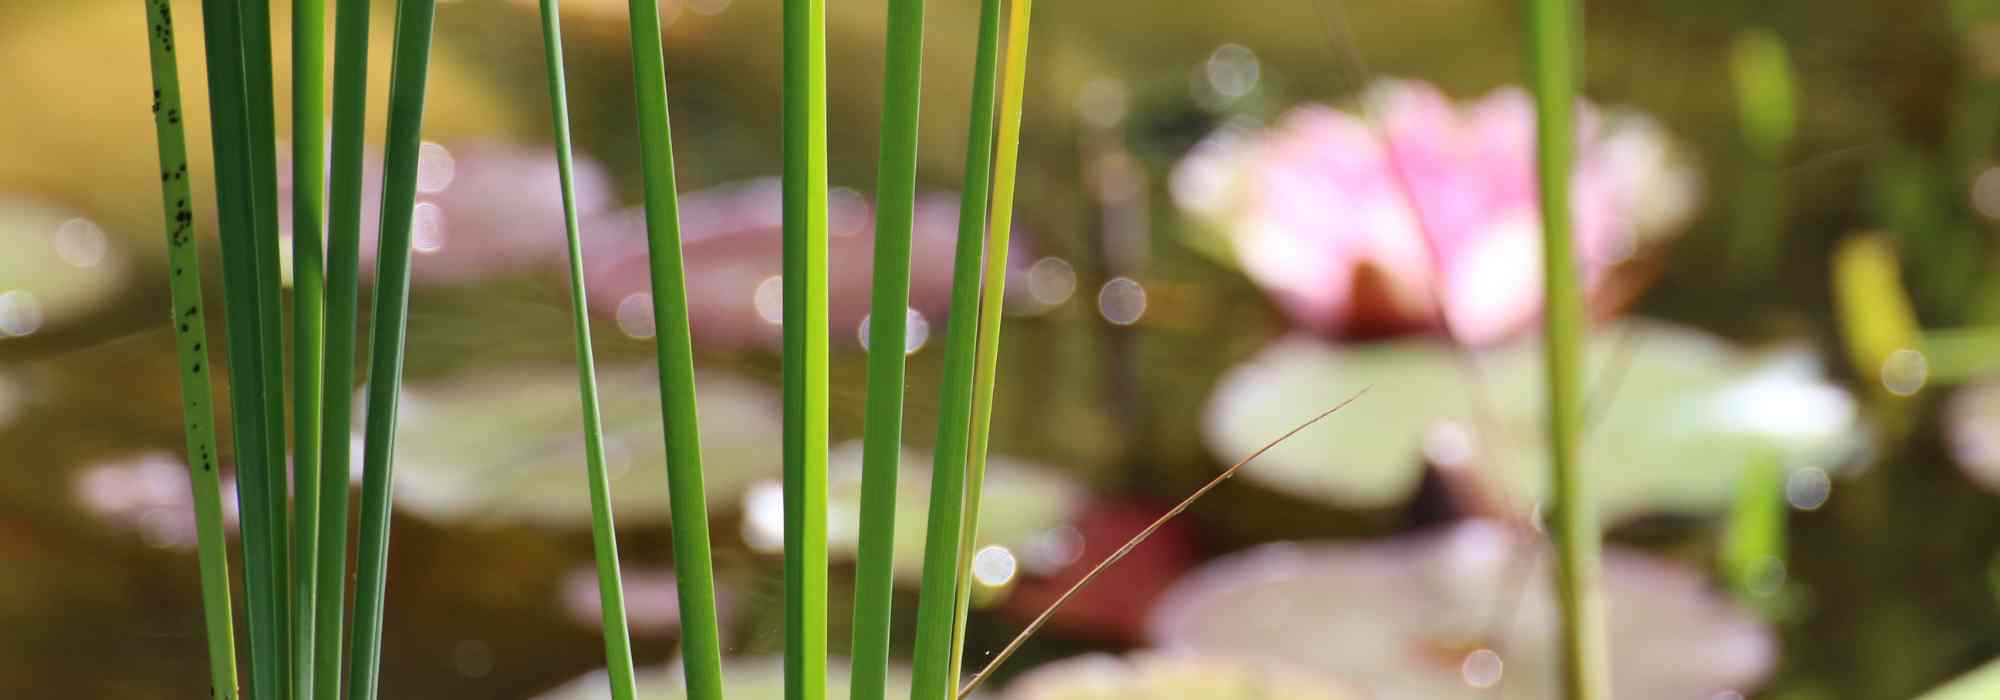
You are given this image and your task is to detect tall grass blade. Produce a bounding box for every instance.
[240,12,295,690]
[946,0,1034,683]
[622,0,727,697]
[194,0,285,696]
[347,1,440,697]
[314,0,373,694]
[782,0,831,696]
[848,0,926,696]
[956,390,1366,698]
[140,2,241,695]
[291,0,329,695]
[1525,0,1609,697]
[537,1,641,697]
[908,0,1005,694]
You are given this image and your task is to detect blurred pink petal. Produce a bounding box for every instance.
[1176,79,1698,345]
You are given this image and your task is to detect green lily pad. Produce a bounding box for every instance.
[1149,520,1776,699]
[383,365,783,528]
[1001,652,1362,700]
[740,441,1088,584]
[0,195,129,337]
[1204,319,1860,520]
[534,656,910,700]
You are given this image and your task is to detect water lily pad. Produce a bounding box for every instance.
[1204,319,1860,520]
[382,365,782,528]
[1149,521,1777,699]
[1001,652,1361,700]
[0,195,130,338]
[739,441,1087,584]
[1946,381,2000,494]
[535,656,909,700]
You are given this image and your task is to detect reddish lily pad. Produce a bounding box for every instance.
[1150,521,1777,699]
[1002,652,1361,700]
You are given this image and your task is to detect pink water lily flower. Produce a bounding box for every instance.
[1173,79,1699,345]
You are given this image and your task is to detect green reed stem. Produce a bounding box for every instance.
[194,0,285,696]
[1526,0,1608,697]
[141,2,241,696]
[314,0,372,695]
[622,1,726,697]
[783,0,830,697]
[847,0,925,697]
[291,0,328,695]
[347,2,439,697]
[946,0,1033,684]
[240,12,295,690]
[908,0,1004,695]
[536,2,640,698]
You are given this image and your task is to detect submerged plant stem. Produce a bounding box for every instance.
[315,0,373,694]
[1526,0,1610,697]
[848,0,925,696]
[140,1,240,695]
[348,1,440,697]
[947,0,1035,683]
[908,0,1005,695]
[538,1,640,697]
[622,0,727,697]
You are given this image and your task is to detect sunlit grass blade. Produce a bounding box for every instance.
[621,0,726,697]
[946,0,1034,684]
[314,0,372,694]
[240,11,295,689]
[347,1,440,697]
[1525,0,1609,697]
[537,1,640,698]
[782,0,830,696]
[908,0,1005,694]
[848,0,926,697]
[291,0,329,695]
[1720,451,1786,606]
[139,2,241,696]
[1917,659,2000,700]
[956,390,1366,698]
[194,0,285,696]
